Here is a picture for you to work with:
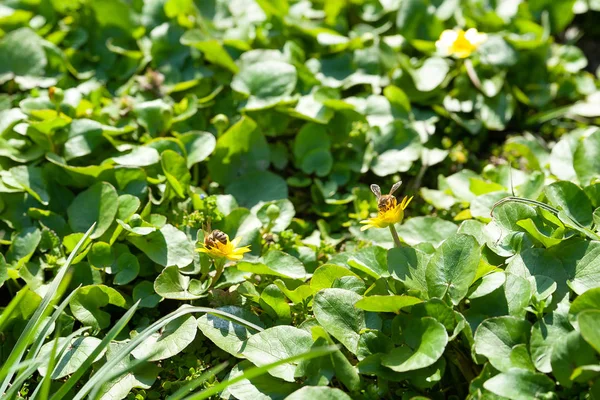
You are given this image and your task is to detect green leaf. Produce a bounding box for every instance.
[254,199,295,233]
[0,255,7,288]
[128,224,194,268]
[411,299,465,339]
[310,264,361,292]
[67,182,118,239]
[242,326,314,382]
[516,218,563,248]
[545,181,593,227]
[63,119,109,161]
[4,166,49,205]
[285,386,352,400]
[132,281,161,309]
[356,330,395,361]
[226,170,288,208]
[574,129,600,185]
[313,288,378,353]
[578,310,600,353]
[483,369,555,400]
[529,303,572,373]
[381,316,448,372]
[469,272,506,299]
[478,36,517,67]
[232,61,297,110]
[6,227,41,266]
[550,239,600,295]
[551,331,598,387]
[117,194,141,222]
[96,342,160,400]
[181,30,239,73]
[112,253,140,285]
[396,0,444,41]
[395,217,457,247]
[217,361,300,400]
[387,246,431,296]
[161,149,191,198]
[293,123,332,176]
[154,265,208,300]
[0,28,46,78]
[112,147,160,167]
[134,100,173,137]
[197,306,263,357]
[506,248,569,302]
[411,58,449,92]
[504,273,532,318]
[132,315,197,361]
[88,242,113,269]
[238,250,308,280]
[426,234,481,305]
[274,280,313,304]
[478,92,515,131]
[69,284,128,330]
[179,131,216,168]
[474,316,532,372]
[38,337,106,379]
[207,117,269,186]
[347,246,389,279]
[354,295,422,313]
[90,0,137,31]
[260,284,291,322]
[570,287,600,316]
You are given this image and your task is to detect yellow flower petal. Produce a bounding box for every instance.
[360,194,413,231]
[231,237,242,247]
[197,233,251,262]
[436,28,486,58]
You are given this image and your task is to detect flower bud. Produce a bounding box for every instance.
[266,204,280,221]
[49,86,64,105]
[211,114,229,135]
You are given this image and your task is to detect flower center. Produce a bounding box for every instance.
[450,31,476,55]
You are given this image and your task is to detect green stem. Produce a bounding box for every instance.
[211,258,226,287]
[464,58,481,91]
[411,162,428,192]
[389,224,402,248]
[490,196,559,217]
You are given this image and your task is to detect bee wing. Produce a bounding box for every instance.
[370,184,382,199]
[389,180,403,195]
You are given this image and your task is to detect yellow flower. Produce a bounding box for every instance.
[197,230,251,261]
[360,182,413,231]
[436,28,487,58]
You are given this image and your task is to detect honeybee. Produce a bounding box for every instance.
[371,181,402,213]
[204,229,228,249]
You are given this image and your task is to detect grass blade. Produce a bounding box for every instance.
[87,355,152,400]
[4,327,89,400]
[183,345,339,400]
[2,362,42,400]
[0,223,95,394]
[50,300,142,400]
[31,327,61,400]
[25,283,81,363]
[167,362,229,400]
[74,305,262,400]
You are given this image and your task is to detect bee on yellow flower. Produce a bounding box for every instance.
[436,28,487,59]
[360,181,413,231]
[197,229,251,261]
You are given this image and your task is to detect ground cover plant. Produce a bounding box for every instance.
[2,0,600,399]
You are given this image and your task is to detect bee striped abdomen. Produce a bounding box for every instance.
[204,229,228,249]
[377,195,397,213]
